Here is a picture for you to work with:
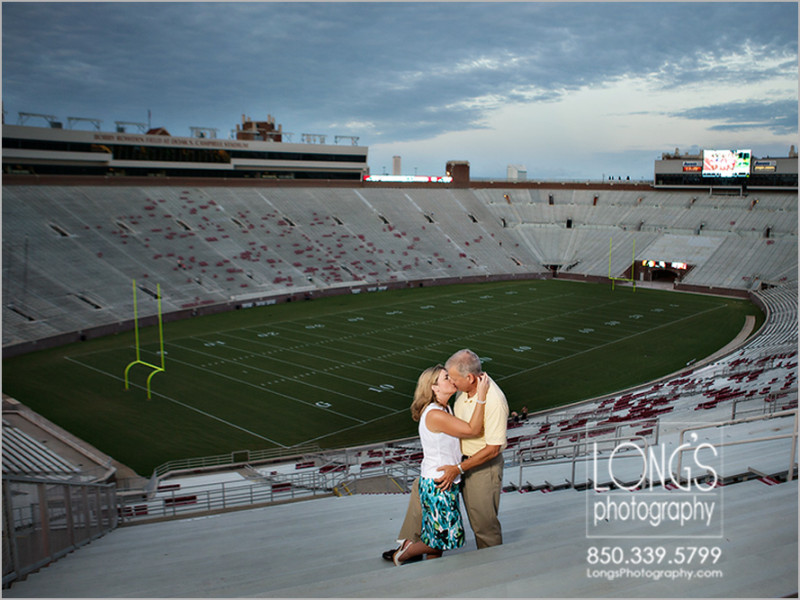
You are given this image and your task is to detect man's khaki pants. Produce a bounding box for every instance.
[397,455,503,549]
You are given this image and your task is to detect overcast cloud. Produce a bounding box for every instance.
[3,2,797,179]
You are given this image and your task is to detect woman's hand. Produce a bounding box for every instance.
[476,372,490,401]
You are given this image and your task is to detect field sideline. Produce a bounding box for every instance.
[2,279,764,475]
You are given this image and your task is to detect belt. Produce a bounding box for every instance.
[463,454,502,462]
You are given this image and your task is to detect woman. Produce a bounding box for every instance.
[393,364,489,565]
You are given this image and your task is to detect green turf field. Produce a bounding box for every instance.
[2,279,764,475]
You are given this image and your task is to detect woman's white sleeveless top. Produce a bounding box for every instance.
[419,403,462,483]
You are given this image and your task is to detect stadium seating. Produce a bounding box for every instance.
[3,185,796,347]
[2,421,82,479]
[3,187,797,595]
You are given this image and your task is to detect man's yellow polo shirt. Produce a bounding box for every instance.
[453,377,509,457]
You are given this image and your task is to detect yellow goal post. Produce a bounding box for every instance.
[123,280,165,399]
[608,237,636,292]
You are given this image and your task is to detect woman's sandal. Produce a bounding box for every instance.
[392,539,413,566]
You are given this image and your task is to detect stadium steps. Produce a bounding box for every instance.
[4,478,796,597]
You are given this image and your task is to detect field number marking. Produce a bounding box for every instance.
[579,328,595,334]
[369,384,395,393]
[305,323,325,329]
[316,401,332,408]
[547,336,565,343]
[513,346,531,353]
[204,341,226,347]
[258,331,279,337]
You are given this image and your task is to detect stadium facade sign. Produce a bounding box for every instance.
[654,147,797,189]
[2,121,369,181]
[753,160,777,172]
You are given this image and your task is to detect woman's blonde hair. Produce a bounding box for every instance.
[410,364,444,422]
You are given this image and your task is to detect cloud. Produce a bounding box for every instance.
[670,99,798,135]
[2,2,797,177]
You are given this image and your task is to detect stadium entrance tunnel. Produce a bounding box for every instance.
[544,264,562,276]
[637,262,695,283]
[651,268,679,282]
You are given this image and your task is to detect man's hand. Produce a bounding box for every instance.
[434,464,460,491]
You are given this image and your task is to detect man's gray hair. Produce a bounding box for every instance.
[445,348,482,376]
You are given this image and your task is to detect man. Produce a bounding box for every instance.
[440,348,509,548]
[383,348,509,559]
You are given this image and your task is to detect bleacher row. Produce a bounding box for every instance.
[474,188,797,235]
[475,188,797,286]
[2,185,796,347]
[8,475,797,597]
[1,421,82,480]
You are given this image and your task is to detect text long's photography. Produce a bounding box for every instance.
[584,421,726,583]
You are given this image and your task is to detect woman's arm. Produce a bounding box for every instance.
[426,373,490,438]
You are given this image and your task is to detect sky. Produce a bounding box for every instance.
[2,2,797,180]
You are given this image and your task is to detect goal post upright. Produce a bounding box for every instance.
[608,237,637,292]
[156,282,165,370]
[124,279,165,398]
[132,279,141,363]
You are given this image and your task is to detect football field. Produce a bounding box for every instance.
[2,279,763,474]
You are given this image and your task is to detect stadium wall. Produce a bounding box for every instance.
[674,282,752,298]
[2,271,549,358]
[0,267,760,359]
[3,174,655,191]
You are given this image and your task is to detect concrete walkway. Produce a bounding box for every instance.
[6,477,797,598]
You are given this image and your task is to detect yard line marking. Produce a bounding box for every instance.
[64,356,288,446]
[236,291,583,367]
[498,304,729,381]
[165,343,376,418]
[298,406,410,446]
[184,286,576,352]
[244,328,426,372]
[221,337,418,389]
[222,331,419,386]
[174,338,401,408]
[163,280,542,344]
[298,304,729,443]
[228,293,615,382]
[403,297,628,359]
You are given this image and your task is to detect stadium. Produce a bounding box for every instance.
[2,113,798,597]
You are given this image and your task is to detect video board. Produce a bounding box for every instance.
[702,149,751,178]
[363,175,452,183]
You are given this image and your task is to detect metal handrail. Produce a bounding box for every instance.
[674,409,798,483]
[2,476,117,587]
[118,440,424,523]
[150,444,323,480]
[513,408,799,490]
